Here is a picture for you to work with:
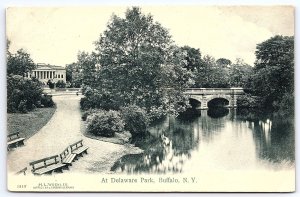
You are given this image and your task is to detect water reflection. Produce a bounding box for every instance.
[111,108,294,174]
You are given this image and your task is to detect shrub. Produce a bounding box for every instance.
[81,108,98,121]
[121,105,149,136]
[40,94,55,107]
[237,94,261,108]
[86,110,125,137]
[56,80,66,88]
[7,75,43,113]
[18,100,28,113]
[147,106,167,123]
[47,80,55,89]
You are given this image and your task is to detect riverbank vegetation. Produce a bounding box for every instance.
[71,7,293,138]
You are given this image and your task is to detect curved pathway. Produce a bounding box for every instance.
[7,95,142,174]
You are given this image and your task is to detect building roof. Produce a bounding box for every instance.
[34,63,65,70]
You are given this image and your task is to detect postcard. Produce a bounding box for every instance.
[6,6,295,192]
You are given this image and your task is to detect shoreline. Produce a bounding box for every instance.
[79,118,144,173]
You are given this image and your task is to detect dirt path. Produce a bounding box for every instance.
[7,95,142,174]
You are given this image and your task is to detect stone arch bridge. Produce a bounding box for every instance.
[184,88,244,109]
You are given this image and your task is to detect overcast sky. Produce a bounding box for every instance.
[6,6,294,66]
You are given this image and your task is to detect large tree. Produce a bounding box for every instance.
[216,58,232,68]
[7,48,36,76]
[193,55,230,88]
[181,46,202,72]
[92,7,191,114]
[251,35,294,111]
[77,51,98,87]
[229,58,253,88]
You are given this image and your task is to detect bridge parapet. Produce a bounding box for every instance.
[184,88,244,95]
[184,88,244,109]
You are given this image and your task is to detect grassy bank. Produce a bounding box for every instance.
[7,107,56,139]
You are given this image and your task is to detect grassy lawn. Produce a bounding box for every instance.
[7,107,56,139]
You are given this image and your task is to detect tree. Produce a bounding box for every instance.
[65,63,76,82]
[216,58,232,68]
[77,51,98,87]
[7,75,43,113]
[65,62,83,88]
[160,46,194,115]
[181,46,202,72]
[193,55,230,88]
[251,35,294,111]
[91,7,190,116]
[229,58,253,88]
[7,48,36,76]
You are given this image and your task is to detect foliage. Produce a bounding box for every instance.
[7,48,36,76]
[274,91,294,117]
[250,35,294,110]
[65,62,83,88]
[55,80,66,88]
[81,108,99,121]
[7,75,45,113]
[86,110,125,137]
[77,7,192,121]
[147,106,167,122]
[181,46,202,72]
[40,94,55,107]
[77,51,99,87]
[47,80,55,89]
[93,7,172,110]
[237,94,261,108]
[193,55,230,88]
[65,63,75,82]
[229,58,253,88]
[17,100,28,113]
[121,105,149,135]
[216,58,232,68]
[80,88,120,110]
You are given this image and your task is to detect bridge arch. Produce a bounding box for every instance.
[206,95,231,108]
[189,97,202,109]
[184,88,243,109]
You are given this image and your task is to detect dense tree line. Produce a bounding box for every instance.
[70,7,293,137]
[250,35,294,114]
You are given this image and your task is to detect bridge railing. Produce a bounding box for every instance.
[184,88,244,95]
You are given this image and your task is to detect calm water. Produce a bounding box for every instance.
[111,108,294,174]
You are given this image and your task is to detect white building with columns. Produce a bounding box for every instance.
[27,63,66,84]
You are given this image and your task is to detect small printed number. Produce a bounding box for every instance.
[17,185,26,188]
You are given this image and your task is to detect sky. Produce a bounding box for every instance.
[6,6,294,66]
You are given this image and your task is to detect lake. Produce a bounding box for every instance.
[111,108,294,174]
